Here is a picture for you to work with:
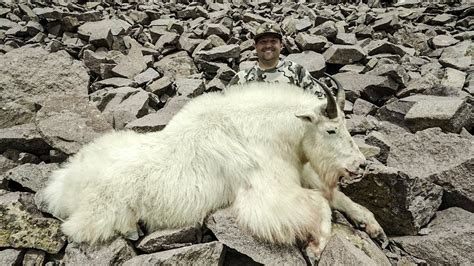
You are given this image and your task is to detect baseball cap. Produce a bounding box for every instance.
[253,22,283,42]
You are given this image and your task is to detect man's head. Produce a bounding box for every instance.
[254,23,283,68]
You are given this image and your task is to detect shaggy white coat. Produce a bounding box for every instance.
[42,82,383,253]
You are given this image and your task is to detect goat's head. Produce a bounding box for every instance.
[297,75,366,187]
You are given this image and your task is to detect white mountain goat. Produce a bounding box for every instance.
[41,77,385,258]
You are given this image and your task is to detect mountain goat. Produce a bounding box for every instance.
[42,78,385,258]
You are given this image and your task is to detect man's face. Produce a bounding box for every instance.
[255,35,283,64]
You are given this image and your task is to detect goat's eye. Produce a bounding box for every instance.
[326,129,336,135]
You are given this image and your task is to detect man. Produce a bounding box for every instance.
[228,22,325,98]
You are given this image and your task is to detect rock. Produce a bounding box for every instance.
[146,76,174,96]
[125,96,189,133]
[428,158,474,212]
[175,78,206,98]
[367,63,409,87]
[0,101,37,129]
[204,23,230,40]
[429,14,457,25]
[134,68,160,86]
[319,234,377,266]
[387,127,473,179]
[323,44,367,65]
[284,51,325,76]
[136,226,201,253]
[0,123,51,156]
[346,115,377,135]
[365,131,392,164]
[397,73,439,97]
[341,164,443,236]
[364,40,415,57]
[0,192,66,254]
[0,249,24,265]
[335,32,357,45]
[195,44,240,61]
[77,19,131,41]
[391,208,474,265]
[441,67,467,92]
[90,87,160,129]
[353,98,378,116]
[124,242,224,266]
[295,32,327,52]
[63,238,136,265]
[0,46,89,125]
[3,163,59,192]
[35,94,112,155]
[404,96,471,133]
[112,38,147,79]
[154,51,198,80]
[23,249,46,266]
[310,20,337,41]
[333,72,398,104]
[372,15,398,31]
[431,35,459,49]
[439,56,471,71]
[205,208,306,265]
[91,77,137,92]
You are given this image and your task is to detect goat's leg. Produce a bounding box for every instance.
[330,190,387,245]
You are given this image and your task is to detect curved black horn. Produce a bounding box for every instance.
[324,73,345,110]
[312,76,338,119]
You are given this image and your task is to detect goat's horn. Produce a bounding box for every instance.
[313,75,338,119]
[324,73,345,110]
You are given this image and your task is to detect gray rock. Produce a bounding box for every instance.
[242,12,272,24]
[125,96,189,133]
[441,67,466,92]
[154,32,179,51]
[365,131,392,164]
[397,73,439,97]
[364,40,415,57]
[137,226,201,253]
[346,115,377,135]
[177,6,209,19]
[63,238,136,265]
[175,78,206,98]
[429,14,457,25]
[35,94,112,155]
[335,32,357,45]
[310,20,337,40]
[0,249,24,265]
[154,51,198,80]
[353,98,378,116]
[333,72,399,103]
[0,123,51,155]
[0,46,89,122]
[391,208,474,265]
[439,56,471,71]
[204,23,230,39]
[431,35,459,49]
[372,15,398,31]
[295,32,327,52]
[367,63,409,87]
[323,44,367,65]
[178,34,202,54]
[404,96,471,133]
[112,38,147,79]
[134,68,160,86]
[439,40,471,59]
[205,208,306,265]
[387,127,473,179]
[146,76,173,96]
[284,51,325,77]
[124,241,224,266]
[91,77,137,92]
[195,44,240,61]
[428,158,474,212]
[0,192,66,254]
[23,249,46,266]
[3,163,58,192]
[91,87,160,129]
[319,234,377,266]
[206,77,226,92]
[77,19,131,41]
[341,164,442,235]
[0,18,18,30]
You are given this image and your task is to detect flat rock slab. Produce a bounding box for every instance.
[35,94,112,155]
[387,127,474,178]
[391,208,474,265]
[284,50,326,76]
[62,238,136,265]
[77,19,131,40]
[323,44,367,65]
[0,249,24,265]
[333,72,398,103]
[205,208,306,265]
[3,163,58,192]
[154,51,198,80]
[0,123,51,155]
[0,192,66,254]
[124,241,224,265]
[404,96,471,133]
[137,226,201,253]
[341,164,442,235]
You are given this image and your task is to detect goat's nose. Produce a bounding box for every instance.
[359,161,367,170]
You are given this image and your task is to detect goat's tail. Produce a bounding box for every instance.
[40,167,75,219]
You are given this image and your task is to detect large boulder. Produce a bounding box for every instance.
[62,238,136,265]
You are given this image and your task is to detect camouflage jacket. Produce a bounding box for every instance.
[227,60,325,98]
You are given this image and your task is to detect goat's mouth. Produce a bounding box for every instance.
[339,168,364,184]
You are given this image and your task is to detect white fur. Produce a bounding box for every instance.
[42,82,383,252]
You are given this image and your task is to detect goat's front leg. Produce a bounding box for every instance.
[330,190,388,247]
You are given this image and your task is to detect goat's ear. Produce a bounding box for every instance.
[295,112,317,123]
